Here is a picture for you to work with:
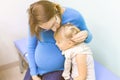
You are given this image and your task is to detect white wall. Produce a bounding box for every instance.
[54,0,120,77]
[0,0,120,77]
[0,0,37,66]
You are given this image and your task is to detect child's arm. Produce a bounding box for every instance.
[74,54,87,80]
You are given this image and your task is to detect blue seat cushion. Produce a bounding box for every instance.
[94,61,120,80]
[14,38,27,56]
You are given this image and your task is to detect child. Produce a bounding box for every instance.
[54,24,95,80]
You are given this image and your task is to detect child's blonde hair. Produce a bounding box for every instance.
[54,23,80,39]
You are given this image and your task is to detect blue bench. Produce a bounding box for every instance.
[14,38,120,80]
[14,38,28,73]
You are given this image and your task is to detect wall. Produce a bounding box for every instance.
[55,0,120,77]
[0,0,37,66]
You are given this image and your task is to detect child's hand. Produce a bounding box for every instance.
[32,75,41,80]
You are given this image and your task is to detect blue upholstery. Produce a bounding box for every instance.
[14,38,27,60]
[94,61,120,80]
[14,38,120,80]
[14,38,27,56]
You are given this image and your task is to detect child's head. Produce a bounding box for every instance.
[54,23,80,50]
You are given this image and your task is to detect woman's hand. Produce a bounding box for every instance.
[71,30,88,43]
[32,75,41,80]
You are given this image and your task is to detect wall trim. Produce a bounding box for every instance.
[0,61,19,71]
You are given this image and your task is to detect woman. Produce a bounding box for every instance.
[27,0,92,80]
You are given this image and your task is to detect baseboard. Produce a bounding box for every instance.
[0,61,19,71]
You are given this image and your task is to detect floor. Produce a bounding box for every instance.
[0,64,27,80]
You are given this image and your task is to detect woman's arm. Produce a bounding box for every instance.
[74,54,87,80]
[27,28,38,76]
[70,10,93,43]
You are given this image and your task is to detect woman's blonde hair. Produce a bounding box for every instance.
[28,0,62,38]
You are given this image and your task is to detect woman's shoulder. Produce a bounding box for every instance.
[64,7,81,15]
[62,7,83,19]
[62,7,85,25]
